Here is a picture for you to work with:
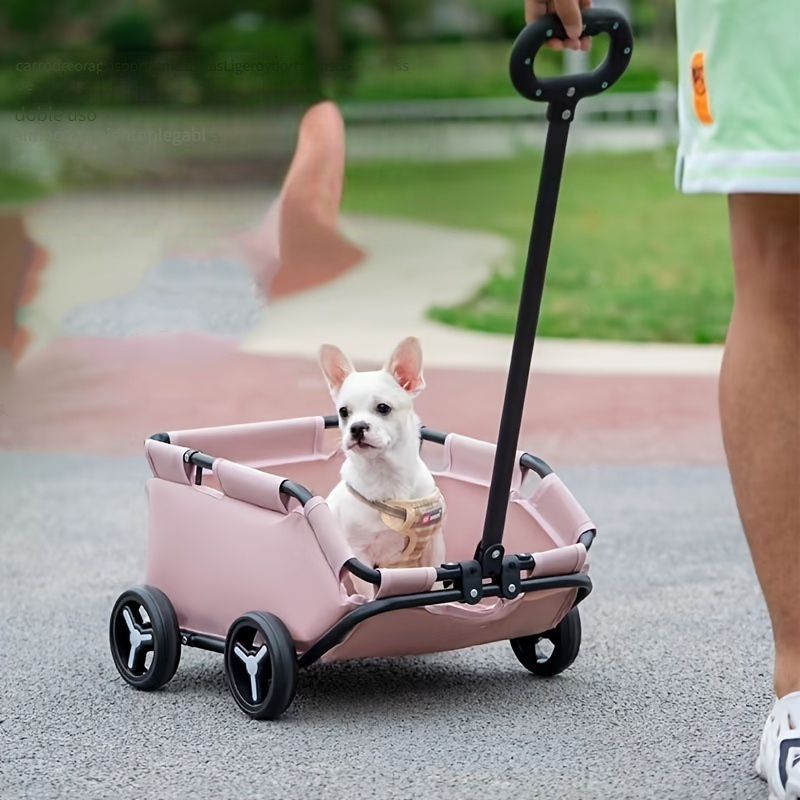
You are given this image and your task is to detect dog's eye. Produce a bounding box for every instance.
[339,407,349,419]
[376,403,391,415]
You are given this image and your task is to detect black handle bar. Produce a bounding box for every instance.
[509,8,633,106]
[478,9,632,558]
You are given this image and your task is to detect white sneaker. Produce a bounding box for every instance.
[757,692,800,800]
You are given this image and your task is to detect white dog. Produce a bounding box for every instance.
[319,337,446,597]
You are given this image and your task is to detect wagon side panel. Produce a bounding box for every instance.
[144,479,351,651]
[433,475,563,562]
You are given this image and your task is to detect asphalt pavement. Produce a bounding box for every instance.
[0,453,771,800]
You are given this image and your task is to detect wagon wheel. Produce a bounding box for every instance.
[224,611,297,720]
[510,607,581,677]
[109,585,181,690]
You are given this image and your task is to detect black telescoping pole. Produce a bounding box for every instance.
[478,105,573,557]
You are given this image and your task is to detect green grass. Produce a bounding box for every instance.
[0,171,51,206]
[343,151,732,343]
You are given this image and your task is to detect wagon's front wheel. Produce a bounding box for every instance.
[510,607,581,677]
[224,611,297,720]
[109,585,181,690]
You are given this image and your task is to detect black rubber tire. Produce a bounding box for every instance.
[510,607,581,677]
[109,585,181,691]
[224,611,298,720]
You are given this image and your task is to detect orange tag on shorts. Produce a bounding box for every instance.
[690,51,714,125]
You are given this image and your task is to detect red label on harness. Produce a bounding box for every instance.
[419,507,443,526]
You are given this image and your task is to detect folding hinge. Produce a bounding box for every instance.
[480,544,522,599]
[500,556,521,599]
[459,560,483,605]
[481,543,505,579]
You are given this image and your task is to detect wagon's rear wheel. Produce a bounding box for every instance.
[109,585,181,690]
[224,611,297,720]
[510,607,581,677]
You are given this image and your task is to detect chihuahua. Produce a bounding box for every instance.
[319,337,446,597]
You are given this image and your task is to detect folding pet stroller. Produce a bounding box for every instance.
[109,10,633,720]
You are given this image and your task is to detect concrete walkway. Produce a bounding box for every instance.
[19,190,724,376]
[21,187,275,354]
[242,213,724,376]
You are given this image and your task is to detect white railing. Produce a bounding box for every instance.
[339,83,678,131]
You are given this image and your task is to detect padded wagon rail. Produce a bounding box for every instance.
[149,417,595,608]
[147,422,595,667]
[119,412,599,717]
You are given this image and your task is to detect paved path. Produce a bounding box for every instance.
[242,214,724,376]
[1,341,723,464]
[1,454,768,800]
[18,191,724,374]
[21,188,276,354]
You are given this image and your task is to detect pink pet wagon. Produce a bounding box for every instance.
[109,10,633,720]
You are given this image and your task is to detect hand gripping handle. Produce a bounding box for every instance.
[509,8,633,106]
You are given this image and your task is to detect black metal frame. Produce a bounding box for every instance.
[179,571,592,667]
[478,9,632,561]
[145,7,633,669]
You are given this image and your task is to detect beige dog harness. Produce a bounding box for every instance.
[346,485,445,569]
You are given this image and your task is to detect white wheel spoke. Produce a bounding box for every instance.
[121,607,152,672]
[232,637,269,705]
[127,642,138,669]
[249,673,259,703]
[122,607,136,633]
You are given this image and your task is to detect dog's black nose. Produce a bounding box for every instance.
[350,422,369,440]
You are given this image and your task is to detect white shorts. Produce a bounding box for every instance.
[674,0,800,194]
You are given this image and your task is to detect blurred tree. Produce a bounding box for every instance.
[372,0,424,62]
[4,0,52,36]
[0,0,106,47]
[651,0,676,47]
[626,0,676,40]
[470,0,523,39]
[312,0,341,70]
[163,0,308,36]
[100,10,157,52]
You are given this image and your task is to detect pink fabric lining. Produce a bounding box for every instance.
[303,496,355,583]
[323,588,577,662]
[440,432,525,493]
[144,439,193,485]
[212,459,289,514]
[529,543,587,578]
[528,473,595,543]
[375,567,437,599]
[169,416,325,469]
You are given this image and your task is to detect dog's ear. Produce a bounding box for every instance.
[386,336,425,396]
[319,344,355,395]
